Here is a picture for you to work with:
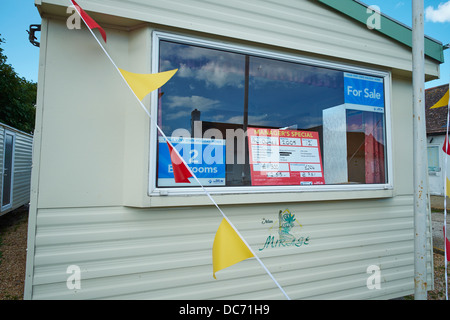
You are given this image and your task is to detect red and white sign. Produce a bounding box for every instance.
[247,127,325,186]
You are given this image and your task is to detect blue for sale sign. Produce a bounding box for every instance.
[344,73,384,109]
[157,137,226,187]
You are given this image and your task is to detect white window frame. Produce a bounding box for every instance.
[427,145,441,174]
[148,31,393,196]
[1,130,16,211]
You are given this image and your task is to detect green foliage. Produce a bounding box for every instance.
[0,35,37,134]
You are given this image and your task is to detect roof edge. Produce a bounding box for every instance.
[316,0,445,63]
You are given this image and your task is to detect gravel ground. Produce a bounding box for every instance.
[0,205,448,300]
[0,205,28,300]
[426,251,449,300]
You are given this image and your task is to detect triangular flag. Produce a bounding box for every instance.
[444,227,450,262]
[119,68,178,101]
[71,0,107,43]
[444,135,450,155]
[442,136,450,197]
[212,218,254,279]
[430,89,449,109]
[166,142,193,183]
[446,176,450,198]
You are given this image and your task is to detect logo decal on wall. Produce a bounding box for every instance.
[259,209,310,251]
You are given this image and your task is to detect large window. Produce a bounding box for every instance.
[152,33,390,191]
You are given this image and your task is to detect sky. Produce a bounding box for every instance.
[368,0,450,89]
[1,0,41,83]
[1,0,450,88]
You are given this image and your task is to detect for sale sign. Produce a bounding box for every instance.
[344,72,384,110]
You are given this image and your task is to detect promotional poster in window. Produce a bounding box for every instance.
[247,128,325,186]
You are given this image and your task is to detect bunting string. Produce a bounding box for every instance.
[444,89,449,301]
[70,0,290,300]
[433,85,450,300]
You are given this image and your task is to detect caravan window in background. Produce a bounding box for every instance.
[152,33,390,191]
[427,145,440,173]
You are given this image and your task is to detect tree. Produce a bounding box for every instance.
[0,35,37,134]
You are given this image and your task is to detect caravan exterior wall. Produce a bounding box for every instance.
[25,0,442,300]
[0,123,33,215]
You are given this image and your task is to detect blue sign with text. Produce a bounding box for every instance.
[158,137,226,187]
[344,73,384,108]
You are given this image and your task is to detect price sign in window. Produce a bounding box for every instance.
[247,128,325,186]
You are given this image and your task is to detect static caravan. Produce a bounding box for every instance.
[0,122,33,216]
[26,0,445,300]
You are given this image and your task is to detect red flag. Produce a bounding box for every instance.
[71,0,107,43]
[443,135,450,155]
[166,142,193,183]
[444,227,450,262]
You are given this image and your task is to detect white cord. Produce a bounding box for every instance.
[71,0,291,300]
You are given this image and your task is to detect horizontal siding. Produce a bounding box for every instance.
[0,125,33,214]
[39,0,440,76]
[12,132,33,208]
[29,1,437,300]
[0,126,3,204]
[29,195,433,300]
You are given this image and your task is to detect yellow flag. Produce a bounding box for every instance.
[212,218,254,279]
[118,68,178,101]
[446,177,450,198]
[430,89,449,109]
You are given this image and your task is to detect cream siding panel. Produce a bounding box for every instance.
[35,19,130,208]
[39,0,440,77]
[390,76,414,196]
[27,1,439,300]
[29,195,432,300]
